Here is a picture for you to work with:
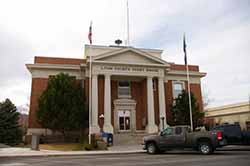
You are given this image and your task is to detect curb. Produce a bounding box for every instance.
[0,150,146,158]
[217,147,250,151]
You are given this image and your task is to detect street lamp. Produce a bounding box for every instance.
[160,117,165,131]
[99,114,104,132]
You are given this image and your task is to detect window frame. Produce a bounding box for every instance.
[172,81,185,99]
[118,81,131,98]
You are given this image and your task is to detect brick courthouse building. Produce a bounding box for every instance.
[26,45,206,135]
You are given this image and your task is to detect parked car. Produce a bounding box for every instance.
[143,126,226,155]
[212,124,250,145]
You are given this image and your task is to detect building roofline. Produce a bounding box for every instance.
[206,101,250,111]
[168,62,200,68]
[85,44,163,53]
[35,56,85,61]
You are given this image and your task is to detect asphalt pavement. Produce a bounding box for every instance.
[1,149,250,166]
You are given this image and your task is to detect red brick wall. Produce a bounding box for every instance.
[141,79,147,129]
[170,64,199,72]
[164,81,204,125]
[189,83,203,112]
[29,78,49,128]
[111,80,118,126]
[35,56,85,65]
[165,81,173,123]
[131,80,147,130]
[153,79,159,126]
[29,78,85,129]
[204,117,215,129]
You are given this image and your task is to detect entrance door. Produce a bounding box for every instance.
[118,110,131,131]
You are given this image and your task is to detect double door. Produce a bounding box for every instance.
[118,110,131,131]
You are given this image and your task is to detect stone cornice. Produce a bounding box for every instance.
[205,102,250,118]
[205,110,250,118]
[26,63,81,71]
[26,63,84,79]
[85,44,163,54]
[167,70,206,77]
[206,102,250,111]
[90,60,170,68]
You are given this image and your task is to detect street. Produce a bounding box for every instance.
[1,149,250,166]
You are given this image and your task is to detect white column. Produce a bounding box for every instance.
[146,76,158,133]
[103,74,114,133]
[91,74,100,133]
[158,77,167,131]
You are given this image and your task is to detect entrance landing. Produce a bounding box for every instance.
[113,133,148,146]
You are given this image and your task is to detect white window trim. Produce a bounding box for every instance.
[172,80,185,99]
[118,81,131,98]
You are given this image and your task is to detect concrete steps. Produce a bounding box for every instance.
[113,133,148,146]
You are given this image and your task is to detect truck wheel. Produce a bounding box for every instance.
[146,143,157,154]
[199,142,213,155]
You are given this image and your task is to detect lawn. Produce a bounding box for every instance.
[39,143,85,151]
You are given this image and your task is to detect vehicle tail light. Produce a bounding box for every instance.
[216,131,223,140]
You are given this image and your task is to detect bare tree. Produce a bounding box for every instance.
[201,83,213,109]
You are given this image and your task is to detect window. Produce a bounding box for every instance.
[173,81,184,99]
[162,128,173,136]
[118,81,131,98]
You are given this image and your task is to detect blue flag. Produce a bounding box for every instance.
[183,35,187,65]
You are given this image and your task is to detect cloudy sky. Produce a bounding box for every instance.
[0,0,249,109]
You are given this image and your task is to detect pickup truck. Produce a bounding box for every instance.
[212,124,250,145]
[143,126,226,155]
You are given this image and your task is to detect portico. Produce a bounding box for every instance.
[87,46,169,134]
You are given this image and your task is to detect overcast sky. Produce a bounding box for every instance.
[0,0,250,109]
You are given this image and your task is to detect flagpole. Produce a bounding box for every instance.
[183,34,194,131]
[126,0,130,46]
[88,21,93,144]
[88,45,92,144]
[186,63,193,131]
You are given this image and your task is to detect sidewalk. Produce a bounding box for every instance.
[0,145,145,158]
[1,145,249,158]
[217,145,250,151]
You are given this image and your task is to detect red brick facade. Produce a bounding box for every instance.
[131,79,148,130]
[170,64,199,72]
[29,78,48,128]
[27,56,204,131]
[35,56,84,65]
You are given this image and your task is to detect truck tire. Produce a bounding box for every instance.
[198,142,213,155]
[146,142,157,154]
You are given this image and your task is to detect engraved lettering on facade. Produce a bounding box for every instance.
[99,65,160,74]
